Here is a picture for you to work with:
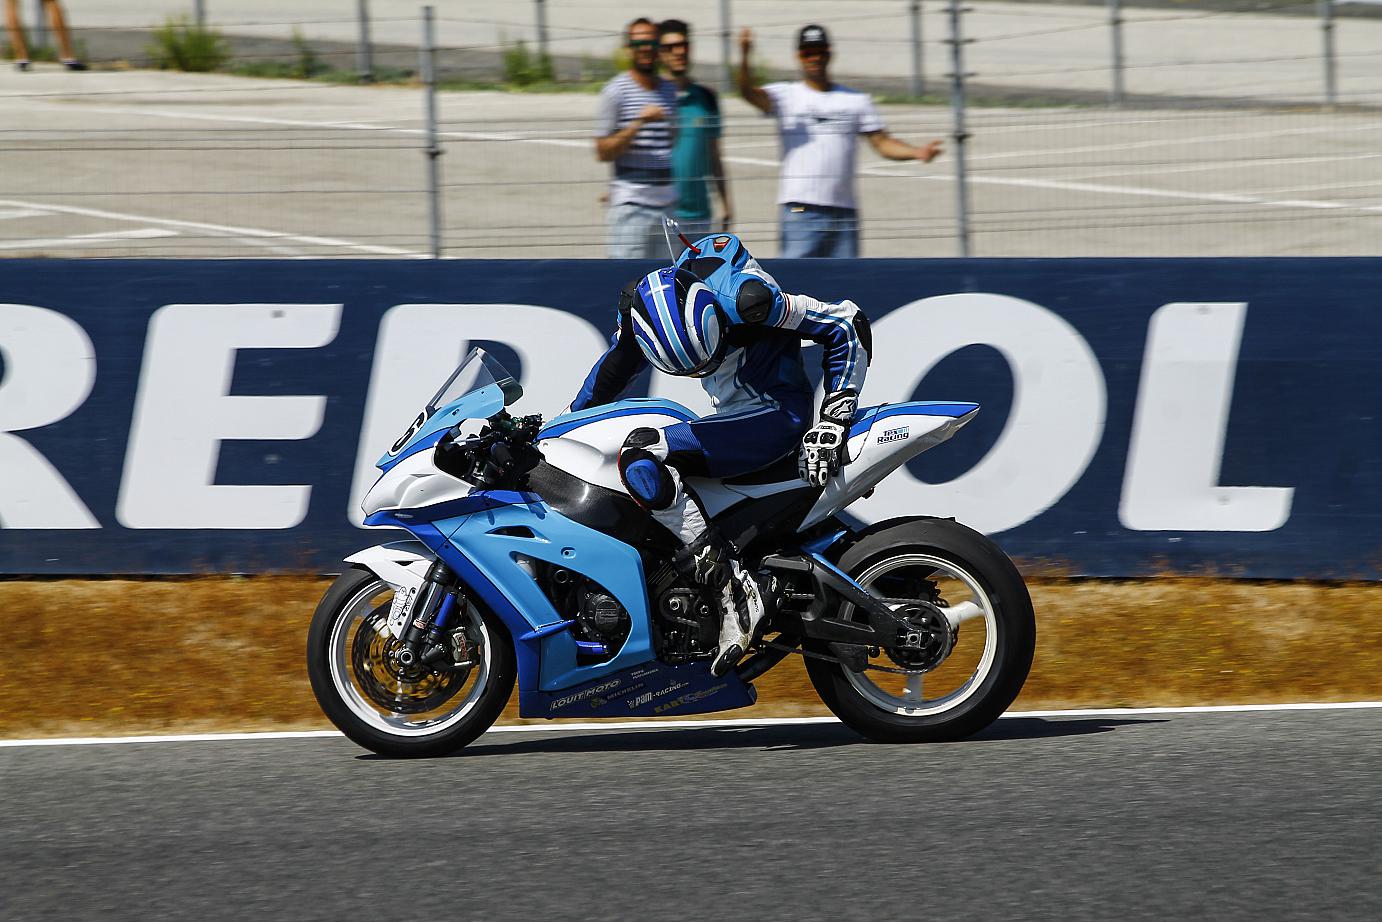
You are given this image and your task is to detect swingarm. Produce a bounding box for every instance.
[754,554,959,674]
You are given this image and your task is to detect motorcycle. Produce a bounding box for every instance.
[307,347,1035,757]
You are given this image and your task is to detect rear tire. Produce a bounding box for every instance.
[804,517,1034,743]
[307,566,515,757]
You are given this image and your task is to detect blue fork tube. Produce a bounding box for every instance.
[401,558,454,648]
[431,591,460,630]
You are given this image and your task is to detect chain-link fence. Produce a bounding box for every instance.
[2,0,1381,258]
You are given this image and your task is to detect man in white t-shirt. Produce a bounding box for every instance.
[739,24,943,258]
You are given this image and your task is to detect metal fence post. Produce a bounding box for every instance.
[910,0,925,98]
[1319,0,1337,106]
[194,1,206,30]
[357,0,375,83]
[945,0,972,257]
[720,0,733,93]
[1108,0,1124,106]
[421,6,443,259]
[534,0,550,66]
[30,0,48,50]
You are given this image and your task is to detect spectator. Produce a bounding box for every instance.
[738,24,942,258]
[658,18,731,240]
[4,0,87,71]
[595,17,679,258]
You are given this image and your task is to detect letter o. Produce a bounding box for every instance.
[861,293,1106,534]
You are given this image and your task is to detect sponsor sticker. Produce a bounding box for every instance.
[387,586,417,638]
[878,426,910,444]
[653,682,728,715]
[550,678,622,710]
[591,683,645,709]
[626,681,690,710]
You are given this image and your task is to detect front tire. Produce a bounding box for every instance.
[307,566,515,757]
[804,517,1035,743]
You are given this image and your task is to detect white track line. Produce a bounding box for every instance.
[0,227,178,251]
[3,701,1379,748]
[42,101,1382,220]
[0,197,424,258]
[0,207,49,220]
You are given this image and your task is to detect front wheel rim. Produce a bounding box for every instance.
[326,578,493,737]
[840,553,999,718]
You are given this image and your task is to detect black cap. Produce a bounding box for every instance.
[797,24,830,49]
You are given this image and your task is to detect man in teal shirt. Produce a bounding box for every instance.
[659,19,731,239]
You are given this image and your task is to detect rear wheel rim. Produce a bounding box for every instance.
[840,553,998,717]
[327,578,493,737]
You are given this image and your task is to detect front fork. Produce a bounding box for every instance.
[395,559,464,670]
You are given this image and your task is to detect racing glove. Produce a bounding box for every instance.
[799,389,858,487]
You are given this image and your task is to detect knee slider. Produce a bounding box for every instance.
[619,429,676,510]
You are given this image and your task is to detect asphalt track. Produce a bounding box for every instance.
[2,707,1379,920]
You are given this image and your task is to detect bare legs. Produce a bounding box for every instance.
[4,0,28,63]
[5,0,81,65]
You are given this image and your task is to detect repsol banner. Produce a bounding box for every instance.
[1,259,1378,578]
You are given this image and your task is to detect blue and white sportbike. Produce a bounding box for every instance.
[308,348,1035,756]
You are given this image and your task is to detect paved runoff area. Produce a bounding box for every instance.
[50,1,1382,106]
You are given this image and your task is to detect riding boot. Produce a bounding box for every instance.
[675,528,766,677]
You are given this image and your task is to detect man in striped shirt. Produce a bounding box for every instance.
[595,18,680,258]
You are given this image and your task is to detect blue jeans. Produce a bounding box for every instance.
[780,203,860,258]
[607,202,671,259]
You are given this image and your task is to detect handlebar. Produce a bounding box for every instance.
[436,409,544,487]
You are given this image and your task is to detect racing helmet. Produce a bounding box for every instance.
[628,267,726,377]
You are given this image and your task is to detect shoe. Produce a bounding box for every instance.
[709,559,766,677]
[15,60,29,72]
[674,529,767,677]
[63,60,88,72]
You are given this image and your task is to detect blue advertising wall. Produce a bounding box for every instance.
[0,258,1378,578]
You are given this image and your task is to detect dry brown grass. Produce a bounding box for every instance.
[2,576,1379,738]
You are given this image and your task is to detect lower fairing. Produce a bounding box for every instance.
[519,657,756,719]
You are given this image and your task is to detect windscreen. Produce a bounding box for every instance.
[427,348,522,414]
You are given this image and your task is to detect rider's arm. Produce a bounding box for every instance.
[571,286,648,412]
[731,271,871,396]
[777,292,872,396]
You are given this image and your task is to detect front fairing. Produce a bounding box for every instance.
[375,385,506,471]
[374,348,521,472]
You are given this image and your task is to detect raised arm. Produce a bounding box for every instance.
[737,28,774,115]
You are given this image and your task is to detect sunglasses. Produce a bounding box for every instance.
[628,39,658,49]
[660,41,689,51]
[800,47,830,58]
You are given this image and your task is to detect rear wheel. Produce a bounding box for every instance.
[307,566,515,757]
[804,518,1034,743]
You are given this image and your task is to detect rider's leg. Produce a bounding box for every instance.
[618,427,765,676]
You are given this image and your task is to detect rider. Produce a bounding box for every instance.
[569,233,872,676]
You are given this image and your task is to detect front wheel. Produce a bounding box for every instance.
[307,566,515,757]
[804,517,1035,743]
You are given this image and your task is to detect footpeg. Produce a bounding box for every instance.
[828,642,869,673]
